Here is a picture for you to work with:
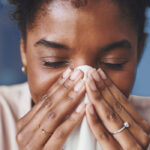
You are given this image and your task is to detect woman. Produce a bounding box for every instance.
[0,0,150,149]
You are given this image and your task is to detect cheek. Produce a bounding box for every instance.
[107,67,136,97]
[26,51,64,103]
[27,67,63,104]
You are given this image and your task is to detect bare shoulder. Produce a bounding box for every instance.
[129,95,150,123]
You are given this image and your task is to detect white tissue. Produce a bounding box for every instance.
[64,65,102,150]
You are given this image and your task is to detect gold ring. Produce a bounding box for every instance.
[41,129,47,134]
[41,128,53,136]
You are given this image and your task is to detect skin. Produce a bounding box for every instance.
[17,0,150,149]
[21,0,139,102]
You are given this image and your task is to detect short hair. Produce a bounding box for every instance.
[9,0,150,41]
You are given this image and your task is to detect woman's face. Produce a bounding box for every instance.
[21,0,139,103]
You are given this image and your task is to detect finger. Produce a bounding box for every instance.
[49,69,84,102]
[86,103,123,150]
[86,78,143,150]
[47,68,83,99]
[98,68,150,134]
[17,69,82,131]
[42,69,84,114]
[17,68,73,132]
[89,69,149,147]
[17,70,84,147]
[46,67,73,96]
[43,103,85,150]
[24,80,85,149]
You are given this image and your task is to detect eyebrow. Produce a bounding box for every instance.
[34,39,69,50]
[100,40,132,52]
[35,39,132,52]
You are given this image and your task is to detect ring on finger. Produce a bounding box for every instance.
[41,128,53,136]
[110,122,130,135]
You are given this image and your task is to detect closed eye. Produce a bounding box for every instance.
[43,61,69,68]
[101,62,127,70]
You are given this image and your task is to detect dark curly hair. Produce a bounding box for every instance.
[9,0,150,41]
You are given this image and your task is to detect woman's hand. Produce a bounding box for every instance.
[16,68,86,150]
[86,68,150,150]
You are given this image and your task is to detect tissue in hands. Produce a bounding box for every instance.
[64,65,102,150]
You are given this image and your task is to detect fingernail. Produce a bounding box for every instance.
[70,69,81,81]
[92,69,101,82]
[88,104,95,115]
[88,78,97,91]
[76,103,85,113]
[74,80,84,92]
[63,68,72,79]
[98,68,107,80]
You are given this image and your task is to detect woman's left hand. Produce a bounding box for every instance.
[85,68,150,150]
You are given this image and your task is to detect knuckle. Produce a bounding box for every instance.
[43,100,53,109]
[106,111,119,122]
[97,82,105,91]
[57,77,65,85]
[41,94,49,101]
[46,110,57,120]
[114,101,123,112]
[42,96,53,109]
[93,92,103,101]
[55,127,66,139]
[63,79,73,89]
[66,95,74,101]
[104,78,112,87]
[93,117,100,125]
[68,113,77,122]
[98,131,109,141]
[66,91,75,101]
[142,133,150,147]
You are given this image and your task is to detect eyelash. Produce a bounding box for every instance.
[43,61,68,68]
[101,62,126,70]
[43,61,126,70]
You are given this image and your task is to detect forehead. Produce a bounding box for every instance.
[35,0,122,26]
[27,0,137,49]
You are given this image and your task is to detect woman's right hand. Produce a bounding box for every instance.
[16,68,86,150]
